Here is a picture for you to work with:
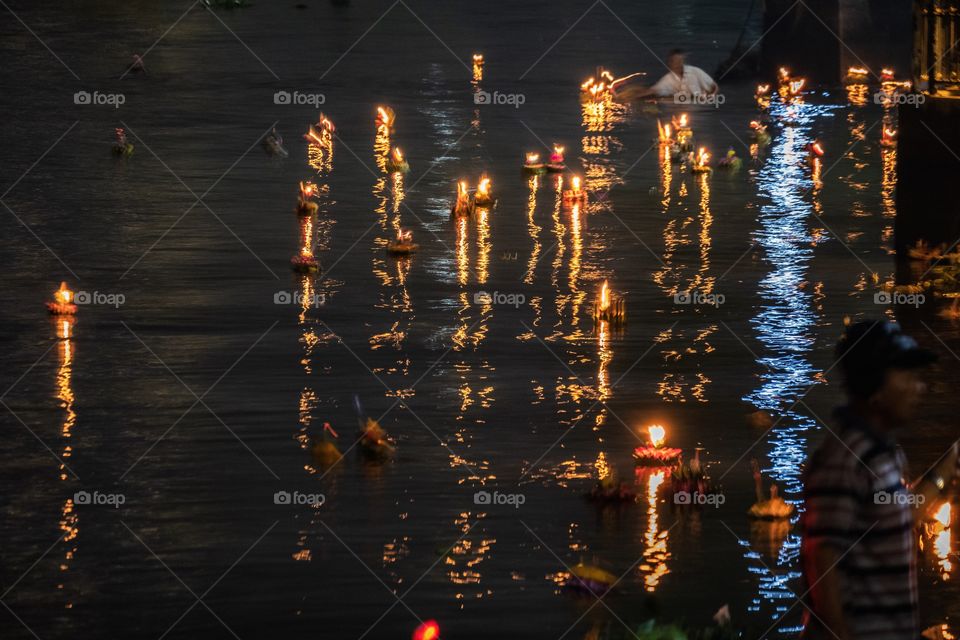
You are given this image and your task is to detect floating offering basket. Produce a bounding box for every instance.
[46,282,77,316]
[563,562,617,596]
[748,458,795,520]
[593,280,625,324]
[451,180,473,216]
[385,147,409,173]
[561,176,587,207]
[473,176,495,207]
[386,229,418,256]
[522,152,546,175]
[691,147,712,174]
[358,417,395,461]
[296,181,319,216]
[844,65,870,85]
[633,424,682,466]
[545,144,566,172]
[112,128,134,156]
[290,253,319,274]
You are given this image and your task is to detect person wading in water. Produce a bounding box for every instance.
[801,320,959,640]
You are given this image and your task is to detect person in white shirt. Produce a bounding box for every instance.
[613,49,718,101]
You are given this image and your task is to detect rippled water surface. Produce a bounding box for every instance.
[1,1,958,638]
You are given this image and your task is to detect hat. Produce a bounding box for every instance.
[836,320,937,397]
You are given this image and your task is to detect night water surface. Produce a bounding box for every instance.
[1,1,958,638]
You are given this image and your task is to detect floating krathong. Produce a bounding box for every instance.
[112,127,134,156]
[691,147,712,174]
[358,416,395,460]
[748,458,794,520]
[375,105,395,134]
[385,147,409,173]
[881,126,898,148]
[633,424,682,466]
[310,422,342,467]
[586,460,637,504]
[562,175,588,206]
[451,180,473,216]
[749,120,771,146]
[580,68,616,102]
[672,114,693,151]
[670,448,710,497]
[593,279,625,324]
[386,228,418,255]
[777,67,806,98]
[296,181,319,216]
[755,83,770,98]
[46,282,77,316]
[290,253,319,274]
[474,176,494,206]
[545,144,566,172]
[563,561,617,596]
[844,66,870,85]
[472,53,484,82]
[522,151,546,174]
[656,119,674,146]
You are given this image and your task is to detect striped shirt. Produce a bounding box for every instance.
[800,407,917,640]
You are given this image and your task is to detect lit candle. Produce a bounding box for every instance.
[46,282,77,316]
[546,144,566,172]
[691,147,712,173]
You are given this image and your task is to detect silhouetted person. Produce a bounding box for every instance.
[801,320,958,640]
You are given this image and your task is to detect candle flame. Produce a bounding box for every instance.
[525,152,540,164]
[695,147,710,166]
[648,424,666,448]
[881,67,895,79]
[778,66,790,80]
[883,127,897,140]
[392,147,403,162]
[811,141,825,157]
[790,78,806,94]
[756,83,770,95]
[457,180,468,198]
[56,282,73,304]
[599,280,610,311]
[376,106,391,126]
[299,181,317,199]
[473,53,483,63]
[848,66,868,76]
[552,144,564,155]
[571,176,581,191]
[477,177,490,196]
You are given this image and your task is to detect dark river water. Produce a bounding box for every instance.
[1,1,958,638]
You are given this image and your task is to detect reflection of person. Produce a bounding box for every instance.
[613,49,718,101]
[800,321,959,640]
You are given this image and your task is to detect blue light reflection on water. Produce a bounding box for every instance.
[740,96,840,632]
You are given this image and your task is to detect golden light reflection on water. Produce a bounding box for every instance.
[524,175,541,285]
[446,513,495,603]
[638,469,669,591]
[475,206,491,285]
[846,83,869,106]
[56,320,78,602]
